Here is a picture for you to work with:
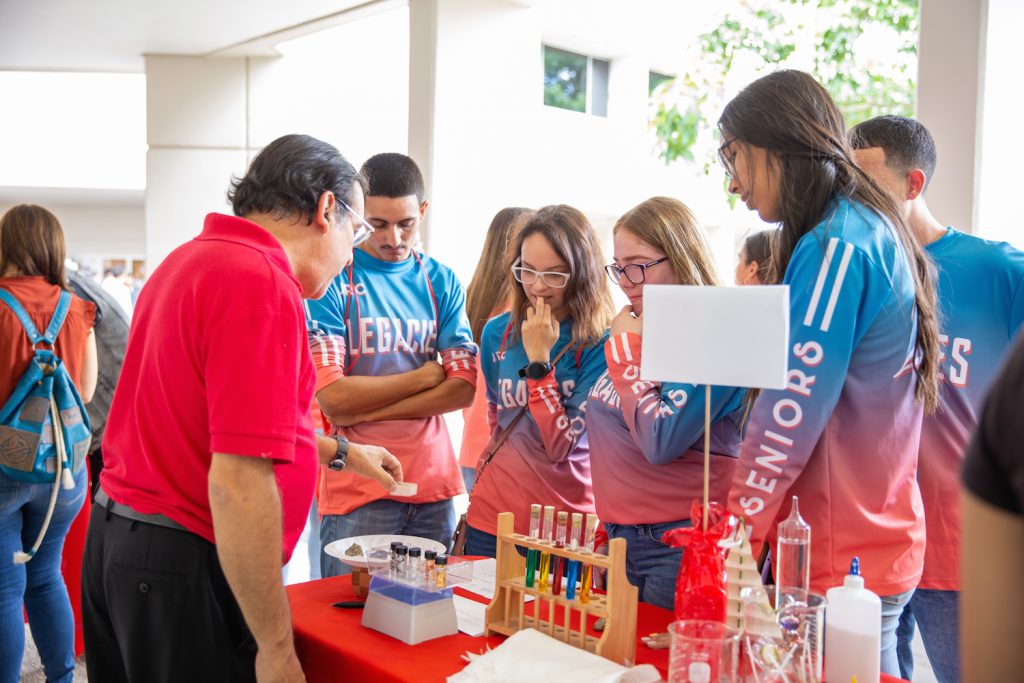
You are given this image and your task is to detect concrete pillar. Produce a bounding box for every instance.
[916,0,987,232]
[144,56,252,268]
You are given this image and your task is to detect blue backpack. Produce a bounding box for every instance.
[0,288,91,563]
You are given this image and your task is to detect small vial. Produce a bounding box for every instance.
[407,547,422,583]
[394,545,408,580]
[389,542,404,578]
[435,555,448,588]
[424,549,437,584]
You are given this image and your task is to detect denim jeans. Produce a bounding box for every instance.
[896,588,959,683]
[0,467,87,683]
[460,466,477,494]
[319,498,455,577]
[604,520,690,612]
[880,587,915,677]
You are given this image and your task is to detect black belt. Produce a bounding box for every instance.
[95,488,190,533]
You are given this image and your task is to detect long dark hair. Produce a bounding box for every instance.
[508,205,614,350]
[466,207,534,343]
[742,229,776,283]
[719,70,939,411]
[0,204,68,289]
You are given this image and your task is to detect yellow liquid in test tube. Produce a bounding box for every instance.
[579,564,593,603]
[538,552,552,592]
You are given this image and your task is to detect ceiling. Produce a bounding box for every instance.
[0,0,378,72]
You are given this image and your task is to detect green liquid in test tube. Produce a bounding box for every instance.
[524,504,542,588]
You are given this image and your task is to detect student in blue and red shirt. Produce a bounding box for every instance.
[851,115,1024,683]
[464,205,614,555]
[306,153,478,576]
[720,71,942,676]
[586,196,746,611]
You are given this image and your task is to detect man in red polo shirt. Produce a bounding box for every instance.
[82,134,402,683]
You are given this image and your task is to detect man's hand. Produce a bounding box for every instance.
[610,305,643,337]
[255,645,306,683]
[522,296,560,363]
[347,443,403,490]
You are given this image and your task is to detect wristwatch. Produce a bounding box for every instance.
[519,360,553,380]
[328,434,350,471]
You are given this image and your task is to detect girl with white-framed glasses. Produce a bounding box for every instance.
[462,205,614,556]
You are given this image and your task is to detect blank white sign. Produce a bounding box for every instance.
[640,285,790,390]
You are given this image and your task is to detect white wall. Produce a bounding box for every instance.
[0,201,145,260]
[417,0,759,287]
[976,0,1023,249]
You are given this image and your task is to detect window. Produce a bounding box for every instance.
[543,45,609,117]
[649,71,673,96]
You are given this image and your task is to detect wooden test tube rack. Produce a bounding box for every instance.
[484,512,638,665]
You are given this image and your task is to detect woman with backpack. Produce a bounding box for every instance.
[1,204,97,683]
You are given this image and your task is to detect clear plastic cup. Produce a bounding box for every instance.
[668,620,741,683]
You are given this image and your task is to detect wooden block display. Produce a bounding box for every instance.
[484,512,639,666]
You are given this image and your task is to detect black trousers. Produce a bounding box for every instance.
[82,503,257,682]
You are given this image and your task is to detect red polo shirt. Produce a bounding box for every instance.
[99,213,317,561]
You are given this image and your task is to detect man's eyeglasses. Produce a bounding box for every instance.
[338,199,375,246]
[604,257,669,285]
[511,260,571,289]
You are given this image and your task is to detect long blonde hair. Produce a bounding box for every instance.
[508,205,614,350]
[466,207,533,343]
[613,197,720,286]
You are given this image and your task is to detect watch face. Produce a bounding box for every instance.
[527,362,551,380]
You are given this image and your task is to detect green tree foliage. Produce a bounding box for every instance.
[651,0,918,166]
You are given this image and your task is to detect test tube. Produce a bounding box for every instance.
[435,555,448,588]
[580,513,599,604]
[424,549,437,584]
[538,505,555,592]
[525,503,542,588]
[552,511,568,595]
[565,512,583,600]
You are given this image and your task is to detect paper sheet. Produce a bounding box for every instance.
[456,558,533,603]
[454,595,488,637]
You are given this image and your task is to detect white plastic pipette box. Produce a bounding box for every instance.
[360,552,473,645]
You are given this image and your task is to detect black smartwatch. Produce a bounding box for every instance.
[519,361,553,380]
[328,434,350,471]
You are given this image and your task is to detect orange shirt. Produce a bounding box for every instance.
[0,276,96,402]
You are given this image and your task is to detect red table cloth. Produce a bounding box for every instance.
[288,572,906,682]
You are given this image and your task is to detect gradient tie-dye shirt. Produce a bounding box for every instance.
[728,197,926,597]
[917,227,1024,590]
[304,248,477,515]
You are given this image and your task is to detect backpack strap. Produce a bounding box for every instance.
[0,288,71,346]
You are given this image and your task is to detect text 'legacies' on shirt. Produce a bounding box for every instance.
[305,247,478,515]
[467,312,608,537]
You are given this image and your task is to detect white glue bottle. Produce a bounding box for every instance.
[825,557,880,683]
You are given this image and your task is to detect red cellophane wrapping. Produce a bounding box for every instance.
[661,500,730,622]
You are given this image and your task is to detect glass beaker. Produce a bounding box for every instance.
[740,585,826,683]
[668,620,741,683]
